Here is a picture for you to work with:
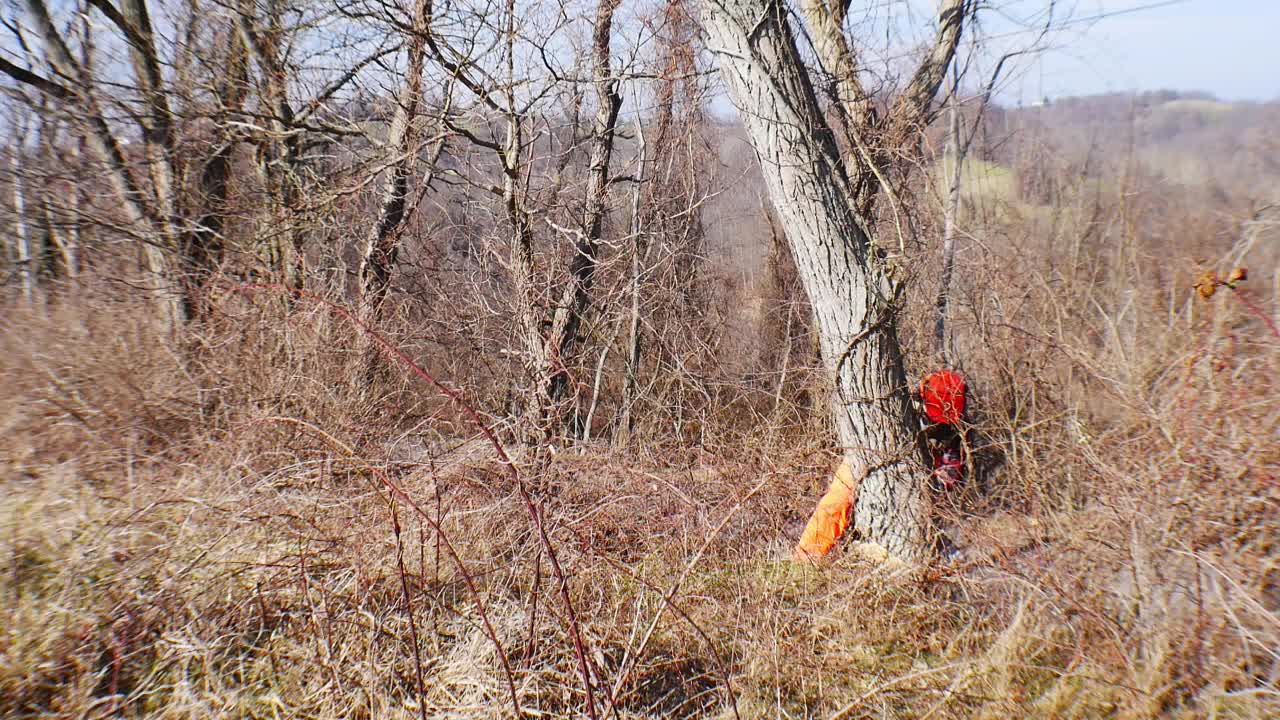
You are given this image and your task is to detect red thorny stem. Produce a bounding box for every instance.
[237,284,601,719]
[1226,285,1280,340]
[254,415,522,715]
[391,500,430,720]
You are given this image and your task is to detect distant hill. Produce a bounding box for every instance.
[994,91,1280,200]
[693,90,1278,295]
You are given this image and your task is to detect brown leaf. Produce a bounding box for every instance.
[1195,270,1218,300]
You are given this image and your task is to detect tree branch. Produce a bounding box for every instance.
[891,0,969,129]
[0,56,72,99]
[799,0,875,131]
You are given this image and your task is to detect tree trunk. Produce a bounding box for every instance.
[802,0,966,216]
[935,73,964,358]
[186,18,252,311]
[235,0,304,289]
[506,0,622,441]
[89,0,204,313]
[115,0,180,231]
[13,121,33,303]
[697,0,932,561]
[357,0,434,317]
[543,0,623,406]
[618,112,647,442]
[15,0,185,330]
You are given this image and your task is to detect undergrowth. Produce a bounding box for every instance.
[2,179,1277,719]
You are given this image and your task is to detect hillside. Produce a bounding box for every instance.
[2,0,1277,711]
[997,91,1280,199]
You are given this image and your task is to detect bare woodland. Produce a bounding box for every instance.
[1,0,1277,717]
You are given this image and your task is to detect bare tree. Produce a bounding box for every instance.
[188,16,252,292]
[541,0,624,413]
[696,0,973,561]
[1,0,194,328]
[355,0,446,318]
[935,16,1053,358]
[233,0,308,288]
[9,113,33,303]
[613,0,714,444]
[414,0,626,441]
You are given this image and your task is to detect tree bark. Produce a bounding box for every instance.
[618,110,647,441]
[357,0,435,316]
[935,71,964,358]
[697,0,933,561]
[803,0,967,215]
[10,0,185,329]
[543,0,623,406]
[235,0,305,289]
[13,119,33,303]
[107,0,180,231]
[190,20,248,290]
[501,0,622,440]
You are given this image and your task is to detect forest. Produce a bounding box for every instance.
[1,0,1277,717]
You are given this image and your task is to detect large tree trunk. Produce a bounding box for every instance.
[697,0,932,561]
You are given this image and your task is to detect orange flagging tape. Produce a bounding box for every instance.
[792,459,859,561]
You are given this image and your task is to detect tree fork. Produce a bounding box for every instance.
[696,0,966,561]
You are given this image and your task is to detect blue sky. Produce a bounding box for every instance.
[987,0,1280,102]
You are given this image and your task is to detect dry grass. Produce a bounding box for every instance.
[2,173,1278,719]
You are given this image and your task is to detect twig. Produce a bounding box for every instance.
[256,414,523,716]
[237,284,599,719]
[391,499,431,720]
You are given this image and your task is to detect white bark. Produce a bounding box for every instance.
[13,0,183,329]
[13,122,33,303]
[936,75,964,357]
[697,0,932,561]
[357,0,435,315]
